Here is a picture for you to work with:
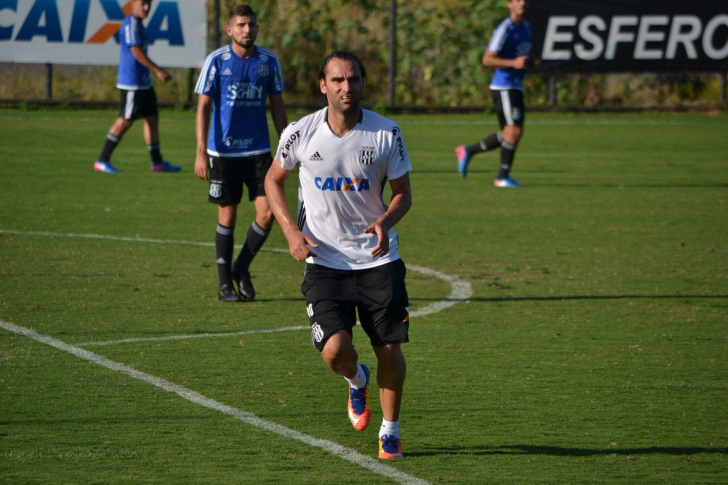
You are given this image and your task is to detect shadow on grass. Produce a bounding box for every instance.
[407,444,728,457]
[414,294,728,303]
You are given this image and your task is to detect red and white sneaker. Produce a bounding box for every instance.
[347,364,371,431]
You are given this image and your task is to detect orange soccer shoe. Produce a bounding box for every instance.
[347,364,371,431]
[378,435,403,459]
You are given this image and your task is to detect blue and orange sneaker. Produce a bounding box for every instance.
[379,435,403,459]
[455,145,470,178]
[493,176,522,188]
[94,160,121,173]
[151,161,181,172]
[347,364,371,431]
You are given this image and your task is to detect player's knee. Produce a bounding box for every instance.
[256,209,274,229]
[503,125,523,144]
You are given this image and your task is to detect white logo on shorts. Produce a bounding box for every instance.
[209,183,222,198]
[306,303,314,318]
[311,323,324,343]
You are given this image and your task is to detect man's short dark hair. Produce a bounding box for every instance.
[229,5,256,21]
[318,51,366,81]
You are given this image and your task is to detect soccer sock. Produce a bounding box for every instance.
[148,144,163,164]
[345,363,368,389]
[99,133,120,162]
[466,132,501,156]
[497,138,517,179]
[379,419,400,440]
[215,223,235,288]
[234,220,270,272]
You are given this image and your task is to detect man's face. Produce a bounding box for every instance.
[227,15,258,50]
[132,0,152,19]
[320,58,364,115]
[507,0,527,18]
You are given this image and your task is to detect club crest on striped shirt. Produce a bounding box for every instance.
[359,147,376,166]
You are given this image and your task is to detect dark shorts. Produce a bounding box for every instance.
[301,259,410,352]
[491,89,525,128]
[207,153,273,205]
[118,88,158,120]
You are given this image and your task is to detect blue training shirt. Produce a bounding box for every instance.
[488,17,532,91]
[117,13,151,90]
[195,45,284,158]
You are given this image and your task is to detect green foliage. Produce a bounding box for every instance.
[0,1,724,107]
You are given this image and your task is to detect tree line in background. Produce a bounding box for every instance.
[0,0,723,108]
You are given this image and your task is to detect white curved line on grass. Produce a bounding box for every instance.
[0,320,429,485]
[0,230,472,347]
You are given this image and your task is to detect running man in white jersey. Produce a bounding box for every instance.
[265,51,412,460]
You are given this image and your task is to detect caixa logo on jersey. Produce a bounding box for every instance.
[314,176,370,192]
[0,0,185,45]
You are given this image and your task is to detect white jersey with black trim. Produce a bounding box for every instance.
[275,108,412,270]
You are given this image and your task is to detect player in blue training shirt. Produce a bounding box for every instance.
[194,5,288,302]
[455,0,538,187]
[94,0,180,174]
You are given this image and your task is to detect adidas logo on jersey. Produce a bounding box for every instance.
[221,68,233,76]
[309,152,324,161]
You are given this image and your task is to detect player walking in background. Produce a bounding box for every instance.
[266,51,412,459]
[194,5,288,302]
[455,0,537,187]
[94,0,180,174]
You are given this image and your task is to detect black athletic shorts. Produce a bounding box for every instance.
[491,89,525,128]
[118,87,158,120]
[207,153,273,205]
[301,259,410,352]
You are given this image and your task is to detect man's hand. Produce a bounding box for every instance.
[194,153,208,181]
[512,56,529,69]
[364,220,391,257]
[156,68,172,83]
[287,230,319,261]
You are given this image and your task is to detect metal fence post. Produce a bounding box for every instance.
[549,75,557,106]
[45,63,53,100]
[214,0,221,50]
[388,0,397,108]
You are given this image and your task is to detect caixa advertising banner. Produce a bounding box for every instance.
[0,0,206,68]
[530,0,728,72]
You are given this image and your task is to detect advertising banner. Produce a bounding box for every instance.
[529,0,728,72]
[0,0,206,68]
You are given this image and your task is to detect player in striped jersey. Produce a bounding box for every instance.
[94,0,180,174]
[455,0,538,187]
[194,5,288,302]
[266,51,412,459]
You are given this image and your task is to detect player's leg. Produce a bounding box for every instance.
[302,265,371,431]
[141,88,180,172]
[372,343,406,459]
[494,89,525,187]
[232,154,274,299]
[455,88,508,178]
[357,259,409,458]
[216,204,241,301]
[94,90,136,173]
[209,156,244,301]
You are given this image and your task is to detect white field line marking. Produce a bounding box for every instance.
[0,320,429,485]
[1,230,472,346]
[78,325,310,347]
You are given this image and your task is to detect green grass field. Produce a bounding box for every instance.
[1,108,726,484]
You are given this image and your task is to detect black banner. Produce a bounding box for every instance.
[529,0,728,72]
